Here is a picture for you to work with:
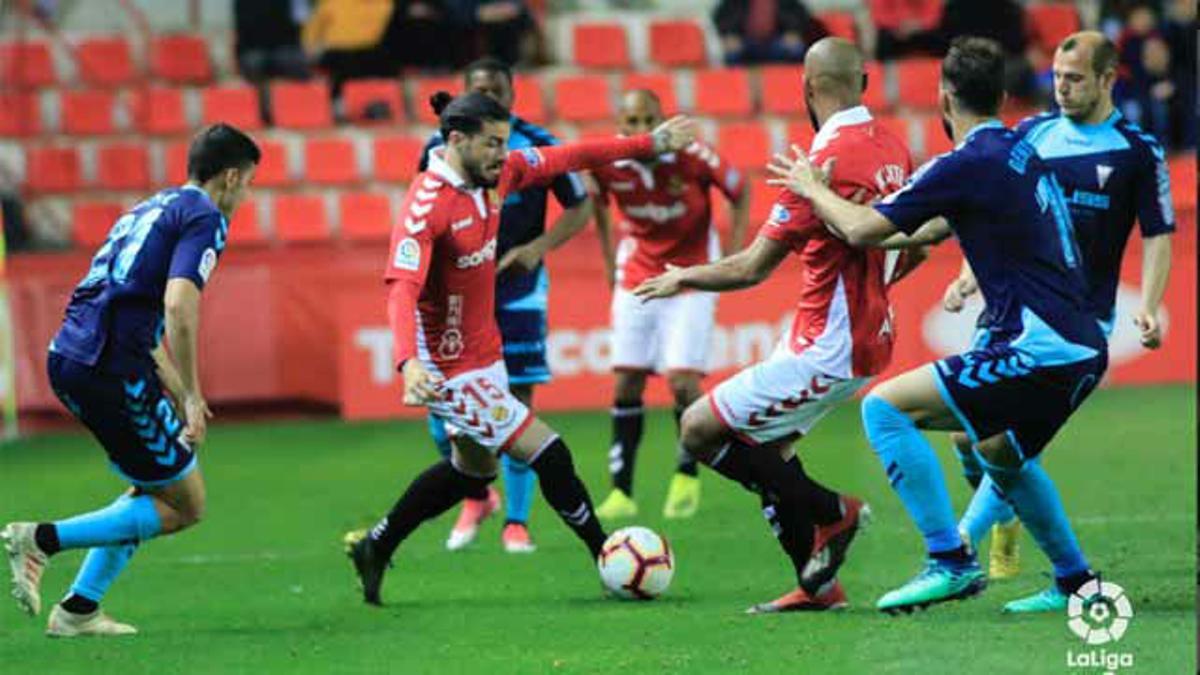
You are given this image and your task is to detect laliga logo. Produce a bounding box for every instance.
[1068,579,1133,645]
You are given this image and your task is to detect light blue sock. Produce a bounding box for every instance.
[69,544,138,602]
[959,475,1016,546]
[861,394,961,554]
[983,457,1090,579]
[54,493,162,551]
[427,413,452,459]
[502,453,536,524]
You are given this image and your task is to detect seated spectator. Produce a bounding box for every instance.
[713,0,828,65]
[940,0,1038,101]
[234,0,312,83]
[390,1,461,70]
[869,0,944,61]
[443,1,538,67]
[303,0,397,101]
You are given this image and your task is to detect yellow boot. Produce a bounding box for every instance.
[988,520,1021,579]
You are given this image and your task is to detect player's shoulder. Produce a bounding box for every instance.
[1012,111,1058,138]
[400,171,454,230]
[511,117,560,146]
[1113,116,1167,162]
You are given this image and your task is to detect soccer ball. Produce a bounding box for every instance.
[597,526,675,600]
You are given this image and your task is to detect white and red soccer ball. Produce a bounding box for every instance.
[597,526,675,599]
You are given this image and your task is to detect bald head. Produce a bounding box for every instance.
[803,37,865,101]
[617,89,664,136]
[1057,31,1117,76]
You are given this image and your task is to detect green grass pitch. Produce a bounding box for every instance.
[1,385,1194,674]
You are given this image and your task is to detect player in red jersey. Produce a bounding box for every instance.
[635,38,925,613]
[345,91,696,605]
[589,89,751,523]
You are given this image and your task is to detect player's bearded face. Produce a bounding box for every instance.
[458,121,510,188]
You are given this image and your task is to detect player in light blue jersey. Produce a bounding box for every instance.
[3,125,259,636]
[945,31,1175,604]
[767,37,1107,614]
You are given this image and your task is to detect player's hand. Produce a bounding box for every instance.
[765,145,828,199]
[497,240,545,276]
[942,278,973,313]
[633,264,685,300]
[182,393,212,446]
[650,116,695,154]
[1132,310,1163,349]
[402,359,443,405]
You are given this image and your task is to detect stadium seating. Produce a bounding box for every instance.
[71,200,123,247]
[342,79,404,125]
[512,75,548,124]
[621,72,678,115]
[61,89,118,135]
[270,81,333,129]
[1169,156,1196,211]
[229,199,266,244]
[716,121,771,172]
[896,58,941,109]
[921,113,954,159]
[130,87,189,135]
[572,23,631,69]
[96,142,151,190]
[412,75,462,125]
[26,146,81,193]
[748,181,777,223]
[863,60,888,109]
[694,68,754,117]
[0,92,41,136]
[304,137,360,185]
[555,74,612,122]
[817,11,858,43]
[760,65,805,116]
[373,135,426,183]
[164,140,189,184]
[338,191,393,241]
[273,194,331,242]
[201,84,263,130]
[1028,4,1081,56]
[149,34,212,84]
[0,40,55,87]
[255,139,292,187]
[76,37,135,87]
[784,121,817,155]
[648,20,707,68]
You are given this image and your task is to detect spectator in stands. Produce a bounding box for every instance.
[303,0,397,104]
[869,0,944,61]
[443,1,538,67]
[0,176,28,254]
[1161,0,1196,148]
[234,0,312,83]
[940,0,1038,101]
[390,1,461,69]
[712,0,827,65]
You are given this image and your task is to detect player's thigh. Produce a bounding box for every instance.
[451,437,500,477]
[869,364,961,430]
[610,288,660,370]
[661,291,716,377]
[505,416,559,464]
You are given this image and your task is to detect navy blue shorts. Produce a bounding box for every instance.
[47,352,197,487]
[932,338,1106,459]
[496,267,551,386]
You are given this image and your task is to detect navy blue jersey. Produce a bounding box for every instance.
[418,115,588,303]
[51,186,227,374]
[876,121,1103,351]
[1014,110,1175,329]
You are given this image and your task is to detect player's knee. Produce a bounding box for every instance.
[665,373,702,407]
[975,433,1023,472]
[613,371,646,404]
[950,432,972,451]
[173,498,205,530]
[679,401,719,462]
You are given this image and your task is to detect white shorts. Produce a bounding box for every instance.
[610,287,716,374]
[427,361,533,453]
[710,345,870,445]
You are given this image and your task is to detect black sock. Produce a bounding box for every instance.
[784,456,843,526]
[464,483,489,501]
[60,593,98,615]
[34,523,60,556]
[673,404,699,477]
[1056,569,1096,595]
[707,441,762,493]
[368,460,493,561]
[930,545,973,565]
[531,438,607,559]
[609,402,644,496]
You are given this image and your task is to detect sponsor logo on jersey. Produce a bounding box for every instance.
[394,237,421,271]
[451,216,474,232]
[609,181,636,192]
[456,237,497,269]
[874,164,908,193]
[198,248,217,282]
[624,201,687,223]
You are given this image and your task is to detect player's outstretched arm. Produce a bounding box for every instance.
[766,146,899,246]
[633,235,789,300]
[1135,233,1172,349]
[878,218,952,249]
[164,278,212,445]
[728,188,751,252]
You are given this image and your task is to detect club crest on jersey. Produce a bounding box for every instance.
[198,248,217,282]
[667,175,686,196]
[394,237,421,271]
[489,405,510,422]
[769,204,791,224]
[1096,164,1113,190]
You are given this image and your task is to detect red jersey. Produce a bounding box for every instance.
[760,106,914,378]
[591,142,746,290]
[386,135,656,378]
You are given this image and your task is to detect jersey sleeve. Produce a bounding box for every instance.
[529,129,590,209]
[688,142,747,202]
[1133,137,1176,237]
[758,188,820,249]
[167,209,226,290]
[385,192,448,367]
[874,152,964,235]
[501,135,656,194]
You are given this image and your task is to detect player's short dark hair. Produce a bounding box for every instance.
[463,57,512,85]
[942,36,1006,116]
[1059,35,1118,76]
[430,91,510,139]
[186,123,261,184]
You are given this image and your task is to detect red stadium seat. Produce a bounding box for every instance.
[648,20,707,68]
[339,191,392,241]
[716,121,772,172]
[254,139,291,187]
[304,137,359,185]
[0,41,55,87]
[0,93,41,136]
[1169,156,1196,212]
[96,143,150,190]
[150,34,212,84]
[554,74,612,122]
[784,121,817,154]
[164,141,188,184]
[875,114,912,150]
[274,194,331,243]
[270,81,332,129]
[896,58,941,109]
[572,23,630,69]
[201,84,263,130]
[760,65,805,116]
[694,68,753,117]
[512,74,547,124]
[864,61,887,110]
[817,11,858,43]
[343,79,404,124]
[1028,4,1080,56]
[26,146,81,193]
[412,76,462,125]
[621,72,678,115]
[76,37,134,87]
[229,199,266,245]
[576,123,617,140]
[130,87,189,135]
[72,200,123,247]
[748,181,778,223]
[61,89,117,135]
[921,114,954,160]
[372,135,426,183]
